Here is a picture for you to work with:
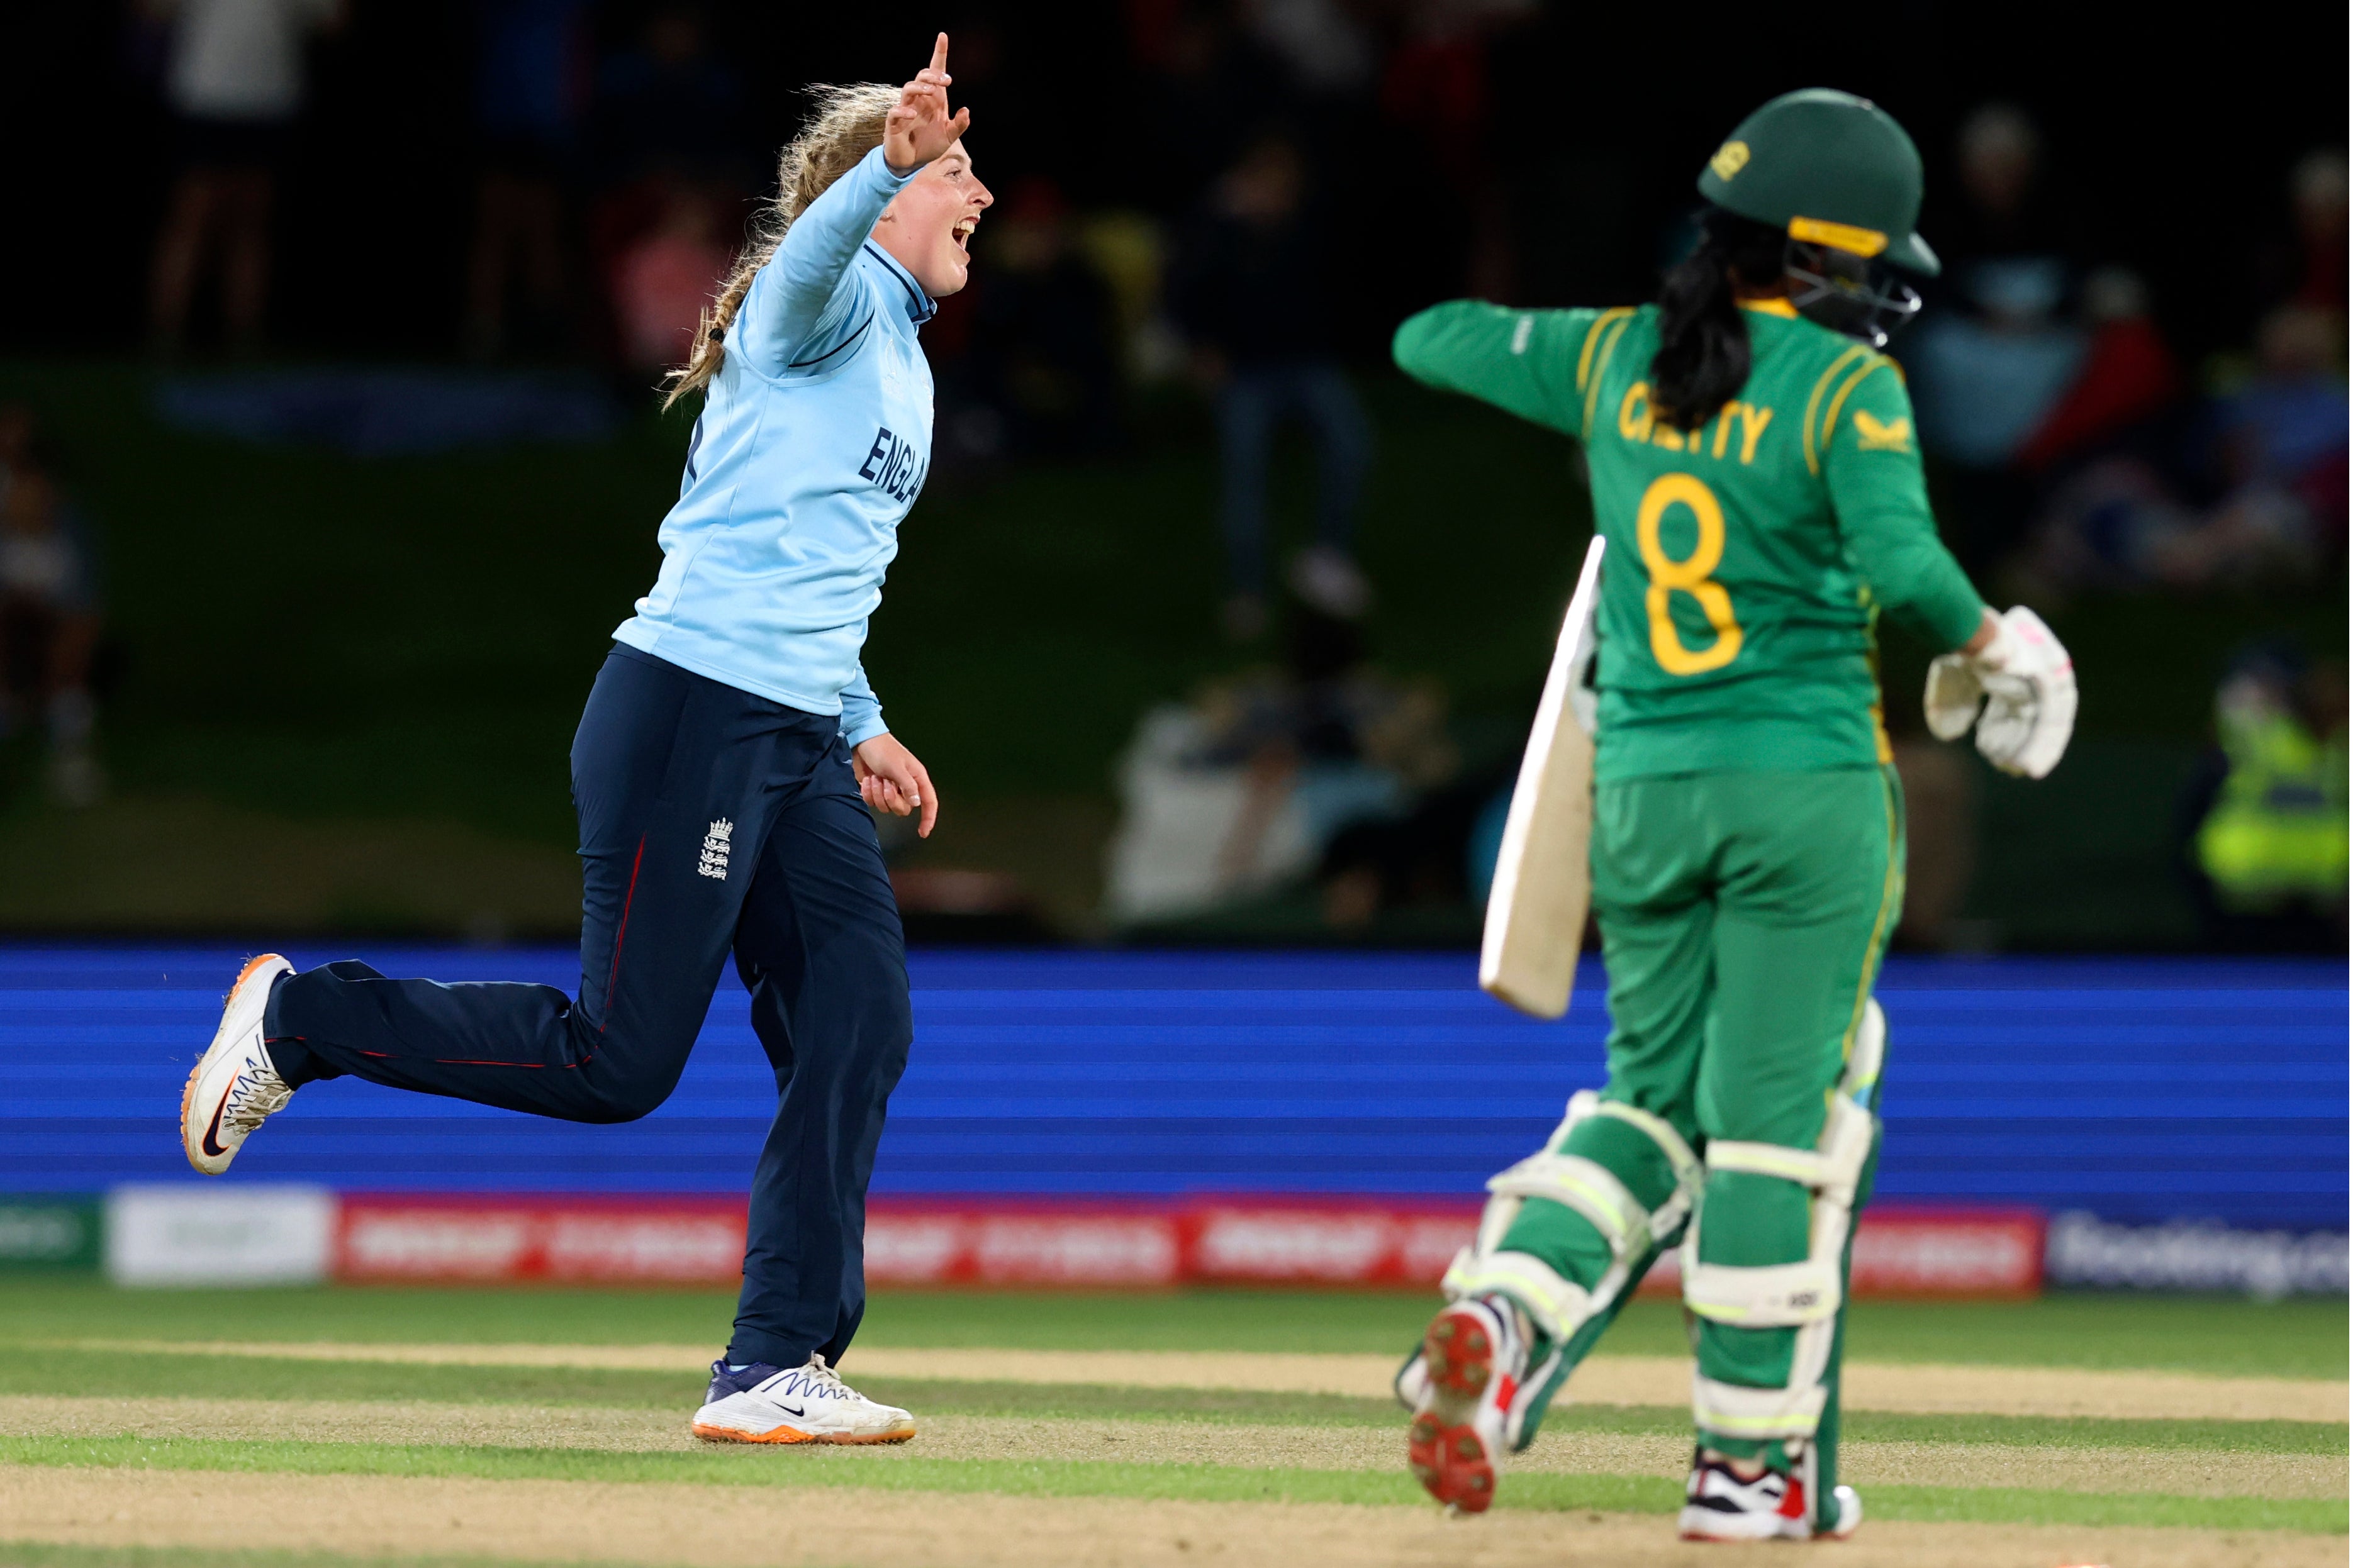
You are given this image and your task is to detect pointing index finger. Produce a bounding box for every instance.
[929,32,949,77]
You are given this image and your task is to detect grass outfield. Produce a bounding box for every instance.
[4,1282,2345,1376]
[0,1284,2341,1566]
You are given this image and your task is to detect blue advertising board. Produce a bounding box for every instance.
[4,947,2342,1230]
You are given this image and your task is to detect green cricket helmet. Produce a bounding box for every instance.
[1697,89,1938,346]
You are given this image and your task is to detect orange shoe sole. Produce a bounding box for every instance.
[693,1422,915,1445]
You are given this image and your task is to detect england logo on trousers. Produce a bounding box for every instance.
[696,819,734,880]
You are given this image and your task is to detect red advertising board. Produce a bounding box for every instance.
[1183,1202,1478,1287]
[1853,1206,2046,1296]
[334,1194,2043,1297]
[868,1202,1184,1287]
[338,1194,749,1284]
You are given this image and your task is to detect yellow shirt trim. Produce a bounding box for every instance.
[1820,355,1892,462]
[1582,313,1636,440]
[1736,297,1799,318]
[1577,307,1636,393]
[1801,345,1875,475]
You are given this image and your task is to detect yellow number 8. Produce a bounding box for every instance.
[1636,473,1743,676]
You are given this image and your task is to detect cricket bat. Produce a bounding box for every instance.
[1478,535,1606,1020]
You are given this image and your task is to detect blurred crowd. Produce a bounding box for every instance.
[128,0,1543,627]
[1105,608,1470,928]
[1908,108,2346,602]
[140,0,751,364]
[59,4,2353,937]
[0,408,106,808]
[126,8,2347,622]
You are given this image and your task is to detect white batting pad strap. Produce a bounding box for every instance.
[1842,998,1886,1099]
[1488,1153,1649,1259]
[1682,1257,1843,1326]
[1818,1097,1875,1198]
[1709,1100,1875,1207]
[1467,1191,1521,1263]
[1593,1100,1701,1188]
[1536,1089,1602,1152]
[1692,1373,1829,1440]
[1706,1140,1835,1187]
[1442,1249,1593,1342]
[1593,1100,1702,1241]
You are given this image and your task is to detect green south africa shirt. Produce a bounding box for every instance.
[1394,299,1987,782]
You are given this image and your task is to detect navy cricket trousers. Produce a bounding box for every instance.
[265,645,914,1369]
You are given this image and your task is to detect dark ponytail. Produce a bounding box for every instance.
[1650,209,1789,430]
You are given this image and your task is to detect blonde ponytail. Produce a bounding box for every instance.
[663,82,901,409]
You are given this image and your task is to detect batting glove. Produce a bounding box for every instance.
[1923,606,2077,779]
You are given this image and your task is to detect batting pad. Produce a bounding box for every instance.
[1683,1004,1885,1442]
[1443,1091,1700,1341]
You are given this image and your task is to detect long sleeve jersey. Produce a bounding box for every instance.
[1393,298,1987,781]
[614,145,936,747]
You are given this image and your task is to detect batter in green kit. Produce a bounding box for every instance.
[1384,91,2079,1544]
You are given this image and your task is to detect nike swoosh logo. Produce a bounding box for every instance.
[774,1401,804,1417]
[201,1091,232,1159]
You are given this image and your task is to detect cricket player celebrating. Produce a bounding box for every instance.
[1389,91,2076,1540]
[179,38,991,1447]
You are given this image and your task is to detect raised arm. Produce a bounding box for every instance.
[1392,302,1602,437]
[733,150,913,375]
[734,36,970,375]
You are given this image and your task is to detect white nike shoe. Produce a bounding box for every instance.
[692,1354,916,1445]
[1679,1447,1860,1540]
[181,954,296,1176]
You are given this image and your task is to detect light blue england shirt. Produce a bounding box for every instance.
[613,145,934,747]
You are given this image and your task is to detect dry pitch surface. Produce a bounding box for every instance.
[0,1289,2342,1568]
[9,1467,2345,1568]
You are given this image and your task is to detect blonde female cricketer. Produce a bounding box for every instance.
[1389,91,2077,1541]
[179,38,993,1447]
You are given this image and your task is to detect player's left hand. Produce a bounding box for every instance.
[1924,605,2077,779]
[883,34,969,175]
[853,733,939,837]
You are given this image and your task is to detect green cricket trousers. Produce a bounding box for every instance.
[1477,765,1903,1526]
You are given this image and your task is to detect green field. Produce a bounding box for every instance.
[3,1282,2347,1374]
[0,1284,2342,1567]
